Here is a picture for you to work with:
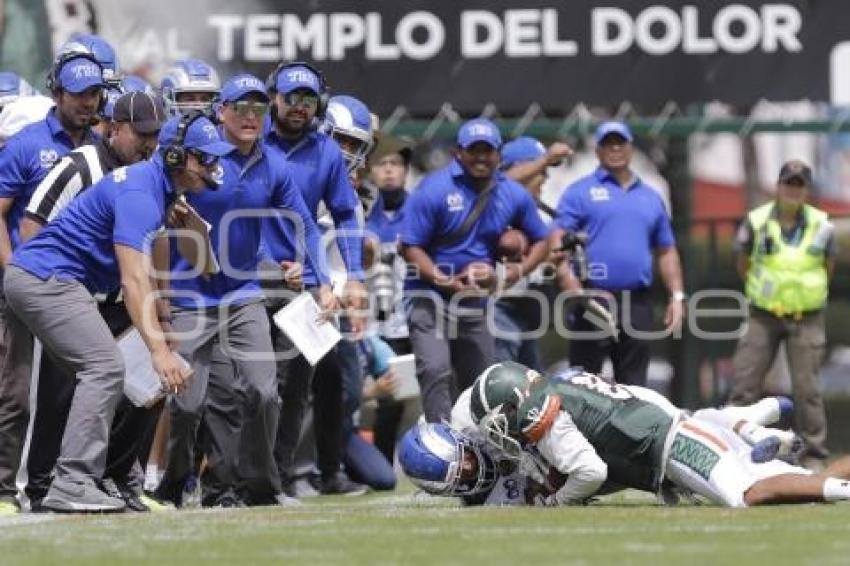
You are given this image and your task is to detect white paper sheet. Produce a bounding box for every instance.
[118,329,190,407]
[388,353,419,401]
[273,292,342,366]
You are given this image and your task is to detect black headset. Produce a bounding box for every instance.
[46,51,107,111]
[266,60,329,119]
[162,110,205,169]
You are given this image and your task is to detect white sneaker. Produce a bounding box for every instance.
[274,493,303,507]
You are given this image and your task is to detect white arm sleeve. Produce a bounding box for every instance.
[536,412,607,505]
[450,388,478,437]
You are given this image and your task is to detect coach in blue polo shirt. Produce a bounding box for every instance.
[158,74,328,507]
[2,114,230,512]
[262,62,369,496]
[551,121,685,386]
[401,118,551,422]
[0,52,106,513]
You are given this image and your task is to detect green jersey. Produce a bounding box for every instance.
[525,374,674,491]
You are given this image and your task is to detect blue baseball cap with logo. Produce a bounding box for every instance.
[276,65,321,95]
[58,57,106,93]
[457,118,502,149]
[220,73,269,103]
[158,115,234,157]
[594,121,633,144]
[501,136,547,168]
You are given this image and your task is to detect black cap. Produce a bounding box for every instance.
[112,91,166,134]
[778,159,813,186]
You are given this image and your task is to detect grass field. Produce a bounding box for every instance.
[1,488,848,566]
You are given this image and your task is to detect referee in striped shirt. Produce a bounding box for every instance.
[16,91,165,512]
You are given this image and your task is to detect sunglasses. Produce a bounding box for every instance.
[188,149,219,167]
[283,91,319,109]
[231,100,269,117]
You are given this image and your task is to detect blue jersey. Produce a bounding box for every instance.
[401,160,550,291]
[0,108,98,249]
[555,167,675,290]
[11,157,172,294]
[262,119,363,285]
[170,142,327,308]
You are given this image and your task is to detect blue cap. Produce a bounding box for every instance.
[275,65,321,95]
[594,121,633,144]
[57,57,106,93]
[158,115,234,157]
[220,73,269,103]
[457,118,502,149]
[501,136,546,168]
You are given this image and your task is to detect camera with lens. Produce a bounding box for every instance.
[373,250,399,321]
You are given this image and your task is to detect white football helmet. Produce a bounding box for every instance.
[160,58,221,115]
[320,94,374,173]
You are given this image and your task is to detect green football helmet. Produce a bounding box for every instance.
[469,362,559,460]
[469,362,540,427]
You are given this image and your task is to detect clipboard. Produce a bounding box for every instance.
[118,329,190,407]
[273,292,342,366]
[388,354,419,401]
[169,196,220,275]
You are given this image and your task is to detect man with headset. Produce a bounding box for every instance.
[2,113,228,512]
[15,91,167,513]
[262,62,367,495]
[0,51,106,514]
[156,76,329,507]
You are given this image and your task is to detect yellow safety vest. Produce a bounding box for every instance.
[745,202,830,316]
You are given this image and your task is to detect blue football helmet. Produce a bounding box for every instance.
[160,58,220,115]
[320,94,374,173]
[399,423,497,497]
[121,75,153,94]
[57,33,119,85]
[0,72,36,111]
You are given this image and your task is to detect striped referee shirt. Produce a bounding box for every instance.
[25,137,125,303]
[26,137,122,224]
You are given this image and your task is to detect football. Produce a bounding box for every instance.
[497,229,529,262]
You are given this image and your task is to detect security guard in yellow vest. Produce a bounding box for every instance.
[730,159,835,471]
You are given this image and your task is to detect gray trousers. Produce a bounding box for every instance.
[3,266,124,487]
[406,294,495,423]
[161,300,281,501]
[730,307,828,462]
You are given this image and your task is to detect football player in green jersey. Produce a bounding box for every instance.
[458,362,850,507]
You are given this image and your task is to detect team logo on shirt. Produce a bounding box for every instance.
[112,167,128,182]
[589,186,610,202]
[202,124,218,140]
[210,164,224,185]
[39,149,59,169]
[446,192,464,212]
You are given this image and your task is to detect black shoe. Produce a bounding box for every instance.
[316,472,369,496]
[100,479,150,513]
[152,479,183,508]
[280,478,297,499]
[29,497,48,513]
[206,489,246,509]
